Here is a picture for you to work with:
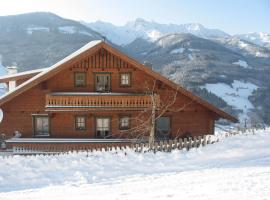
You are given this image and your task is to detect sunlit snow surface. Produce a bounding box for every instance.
[170,47,185,54]
[233,59,250,68]
[26,26,49,35]
[1,128,270,199]
[58,26,77,34]
[202,80,258,122]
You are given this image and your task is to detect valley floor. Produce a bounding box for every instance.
[1,128,270,200]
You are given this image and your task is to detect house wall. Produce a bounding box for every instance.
[0,47,216,139]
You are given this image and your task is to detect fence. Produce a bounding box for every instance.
[1,127,264,156]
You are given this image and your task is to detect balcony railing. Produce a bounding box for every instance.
[45,92,159,111]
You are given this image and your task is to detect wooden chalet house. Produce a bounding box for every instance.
[0,41,237,148]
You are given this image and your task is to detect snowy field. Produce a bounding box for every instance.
[0,128,270,199]
[202,80,258,123]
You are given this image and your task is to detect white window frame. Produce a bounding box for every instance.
[120,73,131,86]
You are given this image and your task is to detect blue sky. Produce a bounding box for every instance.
[0,0,269,34]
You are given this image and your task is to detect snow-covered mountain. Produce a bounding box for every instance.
[86,18,229,45]
[0,12,104,71]
[236,32,270,49]
[214,36,270,58]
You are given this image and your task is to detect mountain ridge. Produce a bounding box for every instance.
[86,18,270,49]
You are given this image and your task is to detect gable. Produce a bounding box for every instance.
[69,46,136,70]
[0,40,238,122]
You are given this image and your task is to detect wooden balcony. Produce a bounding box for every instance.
[45,92,159,111]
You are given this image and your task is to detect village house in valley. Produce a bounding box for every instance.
[0,40,237,148]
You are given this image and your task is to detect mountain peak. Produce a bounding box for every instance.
[87,18,229,45]
[183,23,204,31]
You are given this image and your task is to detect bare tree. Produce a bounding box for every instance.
[113,78,194,150]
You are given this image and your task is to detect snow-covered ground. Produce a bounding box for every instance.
[26,26,50,35]
[233,59,250,68]
[170,47,184,54]
[1,128,270,199]
[202,80,258,123]
[188,53,194,60]
[58,26,77,34]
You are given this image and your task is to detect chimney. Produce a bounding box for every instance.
[6,66,18,91]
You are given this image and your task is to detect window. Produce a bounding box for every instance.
[156,117,171,139]
[96,118,110,138]
[120,73,131,86]
[119,116,130,130]
[33,115,50,136]
[75,72,86,87]
[95,74,111,92]
[75,116,86,130]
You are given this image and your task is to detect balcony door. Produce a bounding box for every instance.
[95,73,111,92]
[96,117,111,138]
[33,115,50,137]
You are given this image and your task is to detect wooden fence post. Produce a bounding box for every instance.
[173,139,177,150]
[197,136,202,147]
[178,138,183,150]
[206,136,211,144]
[154,142,158,153]
[183,138,187,150]
[193,136,198,148]
[168,140,173,152]
[187,137,193,150]
[164,140,168,152]
[140,143,144,153]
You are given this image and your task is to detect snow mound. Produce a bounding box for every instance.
[1,128,270,194]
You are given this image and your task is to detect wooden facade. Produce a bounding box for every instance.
[0,41,237,142]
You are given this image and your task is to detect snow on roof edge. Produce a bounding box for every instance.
[0,68,47,80]
[0,40,103,100]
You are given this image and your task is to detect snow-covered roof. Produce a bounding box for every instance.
[0,40,102,100]
[0,67,47,83]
